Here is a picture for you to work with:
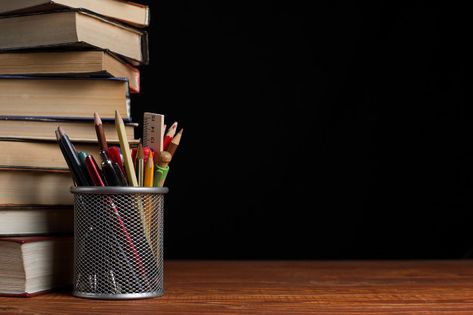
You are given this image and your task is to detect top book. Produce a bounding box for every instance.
[0,10,148,64]
[0,0,149,28]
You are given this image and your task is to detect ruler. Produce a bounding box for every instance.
[143,112,164,153]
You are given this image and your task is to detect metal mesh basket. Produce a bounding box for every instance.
[71,187,168,299]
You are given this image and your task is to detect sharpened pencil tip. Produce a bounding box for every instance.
[94,112,102,125]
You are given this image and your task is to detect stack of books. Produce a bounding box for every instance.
[0,0,150,296]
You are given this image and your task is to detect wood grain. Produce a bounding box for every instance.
[1,260,473,314]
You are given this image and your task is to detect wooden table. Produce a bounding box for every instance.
[1,261,473,314]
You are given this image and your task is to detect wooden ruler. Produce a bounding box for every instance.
[143,112,164,153]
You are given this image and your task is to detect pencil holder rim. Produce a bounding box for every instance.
[70,186,169,195]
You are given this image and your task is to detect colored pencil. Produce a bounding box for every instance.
[163,122,178,151]
[144,151,154,187]
[115,110,138,186]
[167,128,183,157]
[94,112,108,151]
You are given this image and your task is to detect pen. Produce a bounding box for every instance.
[154,151,172,187]
[100,151,121,186]
[163,122,178,151]
[107,146,125,176]
[115,110,138,186]
[83,154,147,279]
[167,128,183,157]
[56,127,90,186]
[85,155,105,186]
[113,162,128,186]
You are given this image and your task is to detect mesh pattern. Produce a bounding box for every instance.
[72,190,164,299]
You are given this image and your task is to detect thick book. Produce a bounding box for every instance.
[0,140,139,170]
[0,236,72,296]
[0,76,130,120]
[0,51,141,93]
[0,206,73,236]
[0,141,98,170]
[0,0,150,28]
[0,10,149,64]
[0,118,136,143]
[0,170,73,205]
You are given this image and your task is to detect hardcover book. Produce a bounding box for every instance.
[0,0,150,28]
[0,51,141,93]
[0,206,73,236]
[0,76,131,120]
[0,10,149,64]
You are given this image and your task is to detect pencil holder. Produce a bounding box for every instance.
[70,187,168,299]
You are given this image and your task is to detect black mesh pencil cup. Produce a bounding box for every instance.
[71,187,168,299]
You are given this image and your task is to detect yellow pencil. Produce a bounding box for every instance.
[115,110,138,186]
[144,151,154,187]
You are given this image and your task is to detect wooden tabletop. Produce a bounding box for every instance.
[1,260,473,314]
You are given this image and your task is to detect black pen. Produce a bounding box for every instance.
[56,128,90,186]
[100,151,121,186]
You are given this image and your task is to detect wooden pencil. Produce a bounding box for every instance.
[94,112,108,151]
[115,110,138,186]
[167,128,183,157]
[163,122,178,151]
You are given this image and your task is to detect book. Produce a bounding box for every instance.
[0,118,136,143]
[0,10,148,64]
[0,206,73,236]
[0,77,130,120]
[0,170,73,205]
[0,141,100,170]
[0,51,141,93]
[0,236,72,296]
[0,0,150,28]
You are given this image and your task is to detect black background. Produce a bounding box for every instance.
[132,1,473,259]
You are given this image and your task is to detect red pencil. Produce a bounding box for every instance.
[163,122,178,151]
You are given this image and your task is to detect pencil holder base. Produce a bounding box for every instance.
[73,290,164,300]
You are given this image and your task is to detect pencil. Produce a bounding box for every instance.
[115,110,138,186]
[136,143,144,187]
[163,122,178,151]
[167,128,183,157]
[94,112,108,151]
[144,151,154,187]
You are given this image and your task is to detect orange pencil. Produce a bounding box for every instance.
[144,151,154,187]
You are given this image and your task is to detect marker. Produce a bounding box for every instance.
[115,110,138,186]
[163,122,178,151]
[154,151,172,187]
[78,151,93,185]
